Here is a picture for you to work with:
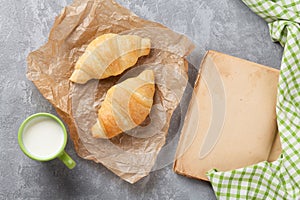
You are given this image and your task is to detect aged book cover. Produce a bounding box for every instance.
[174,50,282,181]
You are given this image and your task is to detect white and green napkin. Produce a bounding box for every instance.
[207,0,300,199]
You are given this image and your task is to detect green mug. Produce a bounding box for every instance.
[18,113,76,169]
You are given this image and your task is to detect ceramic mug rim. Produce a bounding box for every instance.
[18,113,68,161]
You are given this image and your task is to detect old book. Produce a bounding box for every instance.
[174,50,282,181]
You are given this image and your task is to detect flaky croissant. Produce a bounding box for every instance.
[70,33,151,84]
[91,70,155,139]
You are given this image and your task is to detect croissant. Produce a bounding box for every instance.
[91,70,155,139]
[70,33,151,84]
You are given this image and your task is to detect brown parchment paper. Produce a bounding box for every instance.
[27,0,194,183]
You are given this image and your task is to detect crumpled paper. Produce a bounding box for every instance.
[27,0,194,183]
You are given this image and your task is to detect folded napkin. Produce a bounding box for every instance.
[207,0,300,199]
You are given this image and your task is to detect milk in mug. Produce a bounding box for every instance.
[22,116,65,159]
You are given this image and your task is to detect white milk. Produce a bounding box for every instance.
[22,116,65,159]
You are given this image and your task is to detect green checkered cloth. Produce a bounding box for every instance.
[207,0,300,199]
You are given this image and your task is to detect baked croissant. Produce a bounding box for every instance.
[70,33,151,84]
[91,70,155,139]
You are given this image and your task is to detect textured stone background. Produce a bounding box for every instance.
[0,0,283,199]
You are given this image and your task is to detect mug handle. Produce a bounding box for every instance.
[58,150,76,169]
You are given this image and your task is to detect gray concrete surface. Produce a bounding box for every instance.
[0,0,283,199]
